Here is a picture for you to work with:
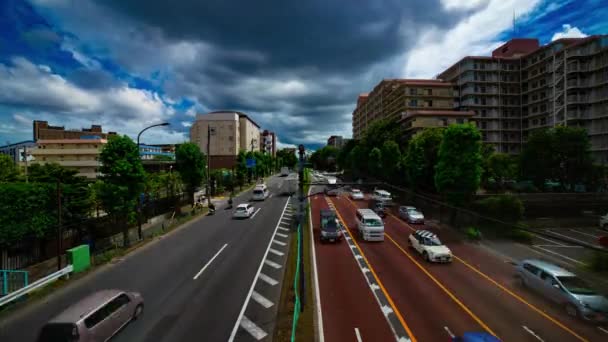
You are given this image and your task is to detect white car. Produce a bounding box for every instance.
[600,213,608,231]
[408,230,452,263]
[350,189,365,200]
[233,203,255,219]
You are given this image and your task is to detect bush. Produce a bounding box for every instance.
[588,251,608,273]
[508,229,533,244]
[466,227,482,241]
[475,194,524,223]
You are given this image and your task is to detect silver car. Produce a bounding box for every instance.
[38,289,144,342]
[399,206,424,224]
[516,259,608,323]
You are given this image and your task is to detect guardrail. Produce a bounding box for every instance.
[1,270,29,296]
[0,264,73,308]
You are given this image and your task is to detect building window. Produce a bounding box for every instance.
[426,89,432,95]
[427,100,433,107]
[481,122,487,129]
[456,118,464,124]
[441,119,448,126]
[409,99,418,107]
[481,110,487,117]
[409,88,416,95]
[481,98,486,105]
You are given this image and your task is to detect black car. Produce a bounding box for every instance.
[324,186,339,196]
[320,209,342,243]
[370,199,387,218]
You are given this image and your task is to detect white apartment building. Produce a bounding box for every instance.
[30,138,107,178]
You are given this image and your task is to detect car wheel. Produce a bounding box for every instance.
[565,303,578,318]
[133,304,144,320]
[423,252,429,262]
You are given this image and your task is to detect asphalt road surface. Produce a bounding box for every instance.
[0,176,292,342]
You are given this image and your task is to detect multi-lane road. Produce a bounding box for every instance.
[0,175,295,342]
[310,185,608,342]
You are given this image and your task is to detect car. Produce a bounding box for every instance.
[252,184,269,201]
[350,189,364,200]
[324,186,339,197]
[320,209,342,243]
[600,213,608,230]
[399,206,425,224]
[372,189,392,203]
[516,259,608,322]
[369,199,387,218]
[408,230,452,263]
[233,203,255,219]
[37,289,143,342]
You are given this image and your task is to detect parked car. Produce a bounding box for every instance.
[233,203,255,219]
[320,209,342,243]
[350,189,364,200]
[37,290,143,342]
[600,213,608,231]
[408,230,452,263]
[399,206,425,224]
[370,199,387,218]
[516,259,608,322]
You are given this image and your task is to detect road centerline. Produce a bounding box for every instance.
[193,243,228,280]
[251,207,261,218]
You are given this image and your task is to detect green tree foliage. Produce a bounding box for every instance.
[368,147,382,177]
[236,150,248,187]
[486,153,518,189]
[276,149,298,169]
[175,142,206,204]
[349,145,365,179]
[28,163,81,183]
[337,139,357,171]
[153,154,174,161]
[380,140,401,180]
[403,128,444,191]
[520,129,556,190]
[0,153,19,182]
[361,119,402,150]
[0,183,56,247]
[310,146,339,171]
[99,135,146,245]
[475,194,524,224]
[435,124,482,204]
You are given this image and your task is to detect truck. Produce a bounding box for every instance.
[280,167,289,177]
[282,176,298,195]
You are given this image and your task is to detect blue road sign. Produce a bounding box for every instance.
[246,158,256,168]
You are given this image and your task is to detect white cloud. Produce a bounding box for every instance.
[404,0,542,78]
[441,0,487,10]
[276,139,297,149]
[181,121,192,127]
[551,24,588,41]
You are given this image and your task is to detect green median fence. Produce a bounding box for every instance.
[291,223,302,342]
[66,245,91,273]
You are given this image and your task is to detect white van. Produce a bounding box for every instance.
[355,209,384,241]
[372,189,392,203]
[252,184,270,201]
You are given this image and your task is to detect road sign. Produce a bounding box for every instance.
[246,158,256,168]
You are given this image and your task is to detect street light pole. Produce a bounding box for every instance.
[207,125,215,207]
[136,122,170,241]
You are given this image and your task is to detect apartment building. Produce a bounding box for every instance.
[260,130,277,156]
[190,111,261,169]
[398,110,476,140]
[30,137,107,178]
[438,35,608,161]
[352,79,462,139]
[33,120,116,141]
[0,140,35,164]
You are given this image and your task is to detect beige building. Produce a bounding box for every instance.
[190,111,261,169]
[30,139,107,178]
[398,110,476,140]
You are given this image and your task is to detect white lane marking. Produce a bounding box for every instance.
[569,229,599,239]
[523,325,544,341]
[252,290,274,308]
[523,246,578,268]
[193,243,228,280]
[381,305,393,316]
[283,212,293,217]
[276,232,288,238]
[268,194,273,199]
[228,197,290,342]
[269,248,285,256]
[370,284,380,291]
[264,259,282,269]
[259,273,278,286]
[240,315,267,340]
[545,229,595,246]
[355,328,363,342]
[595,228,608,234]
[309,188,325,342]
[531,233,569,246]
[443,326,455,338]
[534,244,583,248]
[533,246,586,265]
[251,208,261,218]
[273,239,287,246]
[278,227,290,232]
[598,326,608,334]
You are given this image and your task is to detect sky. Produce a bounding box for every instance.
[0,0,607,150]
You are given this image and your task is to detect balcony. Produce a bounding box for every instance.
[31,148,101,155]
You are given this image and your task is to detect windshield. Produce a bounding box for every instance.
[558,276,597,295]
[37,323,78,342]
[423,236,442,246]
[322,217,338,231]
[236,207,246,211]
[407,209,419,215]
[253,190,263,195]
[364,218,383,227]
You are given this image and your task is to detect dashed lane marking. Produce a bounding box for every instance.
[355,328,363,342]
[523,325,545,341]
[276,232,288,238]
[272,239,287,247]
[269,248,285,257]
[533,245,586,265]
[598,327,608,334]
[531,233,570,247]
[259,273,278,286]
[240,315,267,340]
[569,229,599,239]
[264,259,282,269]
[193,243,228,280]
[278,227,290,232]
[250,208,261,219]
[444,326,455,338]
[545,229,595,246]
[252,290,274,309]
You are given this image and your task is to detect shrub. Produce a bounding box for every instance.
[588,251,608,273]
[508,229,533,244]
[475,194,524,223]
[466,226,482,241]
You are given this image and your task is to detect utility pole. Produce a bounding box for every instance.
[250,138,257,182]
[207,125,214,207]
[56,180,62,271]
[297,144,306,311]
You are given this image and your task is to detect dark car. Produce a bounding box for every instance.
[324,186,339,197]
[320,209,342,243]
[370,199,387,218]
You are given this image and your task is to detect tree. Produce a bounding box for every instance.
[276,149,298,169]
[236,150,248,187]
[0,154,19,182]
[175,142,206,205]
[310,146,339,171]
[153,154,174,161]
[337,139,357,171]
[349,145,365,179]
[361,119,402,151]
[553,126,593,190]
[520,129,556,190]
[403,128,444,191]
[486,153,518,189]
[99,135,146,246]
[435,124,482,204]
[28,163,81,184]
[381,140,401,181]
[368,147,382,177]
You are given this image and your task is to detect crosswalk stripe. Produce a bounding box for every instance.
[259,273,279,286]
[265,259,282,269]
[269,248,284,256]
[252,291,274,308]
[240,315,267,340]
[273,239,287,246]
